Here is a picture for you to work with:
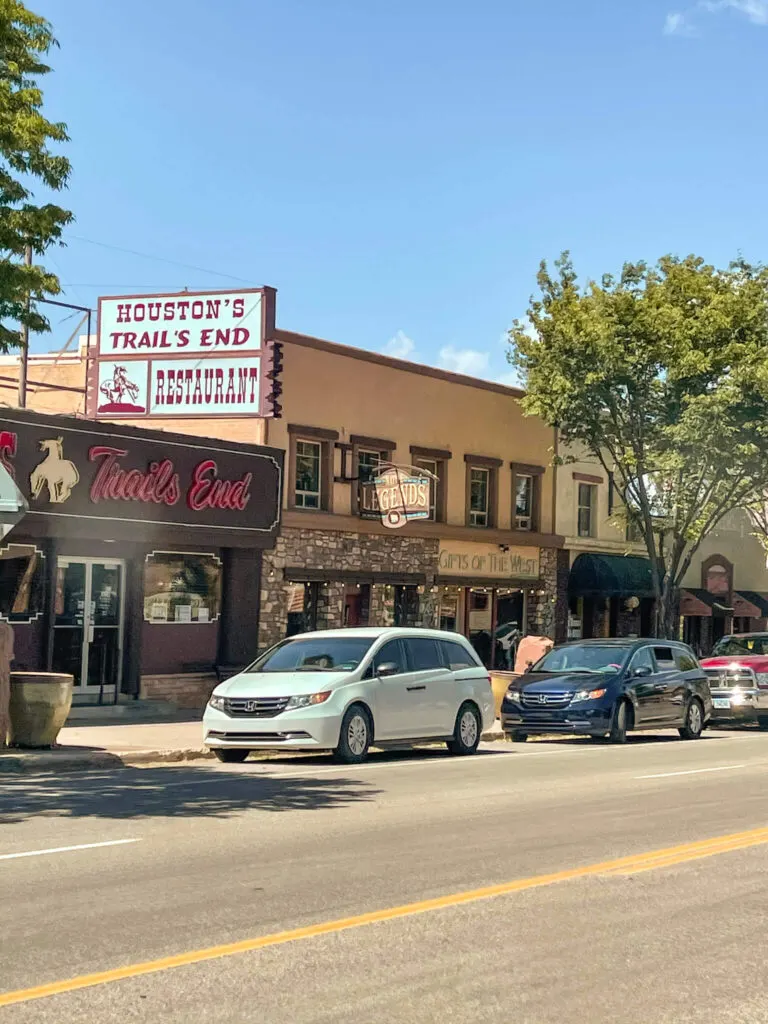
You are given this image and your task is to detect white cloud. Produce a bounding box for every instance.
[666,0,768,33]
[382,330,415,360]
[704,0,768,22]
[438,346,490,377]
[664,11,695,33]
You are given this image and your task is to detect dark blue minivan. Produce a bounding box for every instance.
[500,638,712,743]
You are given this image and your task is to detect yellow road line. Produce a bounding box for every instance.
[2,824,767,1008]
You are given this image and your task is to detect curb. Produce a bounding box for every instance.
[0,733,508,775]
[0,747,214,775]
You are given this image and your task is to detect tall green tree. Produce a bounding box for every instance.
[0,0,72,350]
[510,253,768,639]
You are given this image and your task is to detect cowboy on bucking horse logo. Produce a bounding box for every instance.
[29,438,80,504]
[99,365,142,409]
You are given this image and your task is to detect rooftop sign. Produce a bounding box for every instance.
[86,287,282,420]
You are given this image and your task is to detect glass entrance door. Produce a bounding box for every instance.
[53,558,125,699]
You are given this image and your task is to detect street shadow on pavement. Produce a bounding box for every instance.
[0,765,381,826]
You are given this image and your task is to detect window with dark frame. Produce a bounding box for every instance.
[143,551,222,623]
[0,544,44,623]
[469,467,490,527]
[357,448,386,484]
[515,474,533,530]
[294,440,322,509]
[414,457,438,520]
[577,483,596,538]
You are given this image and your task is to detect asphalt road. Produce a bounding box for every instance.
[3,728,768,1022]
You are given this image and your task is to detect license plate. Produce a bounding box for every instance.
[713,698,731,709]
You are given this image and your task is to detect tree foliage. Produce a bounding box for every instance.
[0,0,72,350]
[510,252,768,637]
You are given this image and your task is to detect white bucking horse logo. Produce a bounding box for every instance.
[29,438,80,504]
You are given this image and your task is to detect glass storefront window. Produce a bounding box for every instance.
[0,544,44,623]
[286,582,319,636]
[144,551,221,623]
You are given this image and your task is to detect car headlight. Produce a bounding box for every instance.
[506,688,521,703]
[756,673,768,688]
[285,691,332,711]
[208,695,227,711]
[571,688,607,703]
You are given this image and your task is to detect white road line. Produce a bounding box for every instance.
[0,839,141,861]
[636,765,747,780]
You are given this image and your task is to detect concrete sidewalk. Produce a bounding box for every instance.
[0,718,505,773]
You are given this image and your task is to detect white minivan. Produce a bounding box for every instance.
[203,627,495,764]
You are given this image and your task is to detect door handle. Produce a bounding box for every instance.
[406,685,426,692]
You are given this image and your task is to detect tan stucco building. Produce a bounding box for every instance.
[4,330,566,672]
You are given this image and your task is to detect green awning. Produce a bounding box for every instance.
[568,553,654,599]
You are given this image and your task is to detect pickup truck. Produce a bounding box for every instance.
[700,633,768,727]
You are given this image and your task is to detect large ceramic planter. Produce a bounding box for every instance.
[490,670,519,719]
[8,672,74,748]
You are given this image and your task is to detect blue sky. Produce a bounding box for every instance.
[36,0,768,382]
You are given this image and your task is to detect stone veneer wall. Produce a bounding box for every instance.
[525,546,567,640]
[259,528,441,651]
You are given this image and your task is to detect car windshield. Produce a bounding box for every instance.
[532,645,629,674]
[711,636,768,657]
[247,637,374,672]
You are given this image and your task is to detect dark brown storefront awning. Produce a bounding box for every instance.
[680,588,733,617]
[733,591,768,618]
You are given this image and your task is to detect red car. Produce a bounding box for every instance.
[701,634,768,727]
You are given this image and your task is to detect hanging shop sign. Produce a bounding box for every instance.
[358,464,435,529]
[86,287,283,420]
[0,408,283,546]
[438,541,540,580]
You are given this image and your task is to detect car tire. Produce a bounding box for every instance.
[334,704,371,764]
[757,715,768,731]
[213,748,250,763]
[509,731,528,743]
[447,702,481,756]
[678,698,704,740]
[609,700,629,744]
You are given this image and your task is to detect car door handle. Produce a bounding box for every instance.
[653,684,667,692]
[406,685,426,692]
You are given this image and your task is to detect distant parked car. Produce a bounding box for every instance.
[700,633,768,728]
[203,627,495,764]
[501,638,712,743]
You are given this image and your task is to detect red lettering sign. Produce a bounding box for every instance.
[187,459,252,512]
[89,446,180,506]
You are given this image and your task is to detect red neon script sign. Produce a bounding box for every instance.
[89,447,181,506]
[187,459,252,511]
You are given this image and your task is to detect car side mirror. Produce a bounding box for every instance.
[377,662,400,678]
[633,666,652,678]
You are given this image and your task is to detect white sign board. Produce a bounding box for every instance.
[97,291,262,356]
[90,287,280,420]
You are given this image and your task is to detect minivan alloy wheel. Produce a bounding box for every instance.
[347,713,368,756]
[459,708,478,748]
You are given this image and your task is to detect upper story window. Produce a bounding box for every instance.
[415,458,438,520]
[464,455,501,528]
[469,468,489,527]
[410,446,451,523]
[511,464,544,532]
[577,483,596,537]
[515,474,533,528]
[295,440,321,508]
[357,448,386,484]
[288,424,339,512]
